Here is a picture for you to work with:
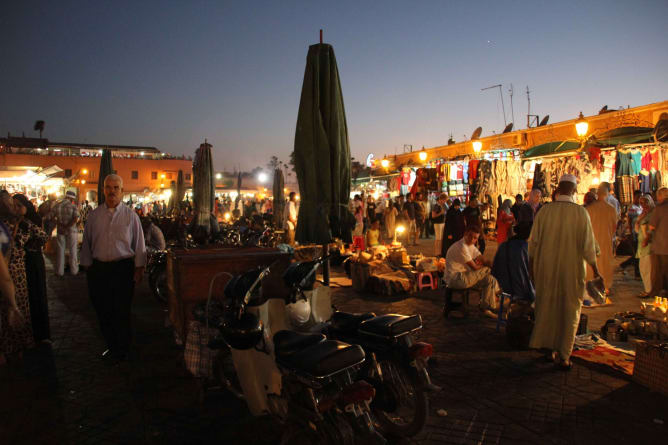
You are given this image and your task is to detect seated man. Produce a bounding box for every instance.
[445,225,500,318]
[491,221,535,302]
[141,217,166,252]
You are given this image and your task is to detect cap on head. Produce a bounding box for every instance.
[559,174,577,185]
[65,190,76,199]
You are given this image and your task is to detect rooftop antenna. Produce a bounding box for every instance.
[481,84,506,127]
[508,84,516,126]
[526,86,539,128]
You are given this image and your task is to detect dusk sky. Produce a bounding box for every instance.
[2,0,667,171]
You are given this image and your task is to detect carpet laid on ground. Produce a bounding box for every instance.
[571,346,635,375]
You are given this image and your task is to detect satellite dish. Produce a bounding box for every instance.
[598,105,608,114]
[538,115,550,126]
[654,112,668,142]
[502,123,514,133]
[471,127,482,140]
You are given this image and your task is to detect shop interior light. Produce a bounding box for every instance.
[81,180,86,184]
[418,149,427,162]
[82,169,88,175]
[472,140,483,153]
[160,173,166,179]
[223,212,231,221]
[296,194,300,200]
[139,151,145,156]
[215,173,222,179]
[394,225,405,244]
[381,158,389,168]
[575,111,589,138]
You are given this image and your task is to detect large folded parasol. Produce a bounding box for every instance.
[192,141,215,232]
[293,42,353,245]
[97,149,113,206]
[272,168,285,228]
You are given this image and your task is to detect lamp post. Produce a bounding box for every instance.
[575,111,589,140]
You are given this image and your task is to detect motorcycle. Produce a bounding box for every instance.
[146,249,168,305]
[198,265,386,444]
[282,256,440,438]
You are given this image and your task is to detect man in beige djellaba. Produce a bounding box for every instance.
[585,182,618,293]
[528,175,601,370]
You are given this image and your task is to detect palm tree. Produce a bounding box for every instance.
[34,120,45,138]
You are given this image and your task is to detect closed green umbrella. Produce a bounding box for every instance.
[97,149,113,206]
[294,42,352,245]
[176,169,185,212]
[192,141,215,232]
[272,168,285,228]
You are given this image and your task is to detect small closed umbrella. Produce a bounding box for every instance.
[272,168,285,228]
[97,149,113,206]
[294,41,353,245]
[192,141,215,233]
[176,169,186,212]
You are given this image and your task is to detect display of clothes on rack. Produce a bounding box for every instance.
[617,145,665,201]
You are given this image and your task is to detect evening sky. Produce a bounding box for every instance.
[2,0,667,171]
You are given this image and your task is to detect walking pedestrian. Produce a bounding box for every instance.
[54,191,79,277]
[528,175,601,370]
[80,174,146,362]
[12,194,50,343]
[403,194,418,246]
[635,194,655,297]
[431,193,447,256]
[585,182,618,293]
[441,198,465,257]
[648,187,668,297]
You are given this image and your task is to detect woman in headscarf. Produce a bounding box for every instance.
[0,191,46,363]
[583,191,597,206]
[441,199,465,257]
[13,194,50,343]
[635,194,655,297]
[496,199,515,244]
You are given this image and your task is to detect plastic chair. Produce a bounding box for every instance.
[417,272,437,291]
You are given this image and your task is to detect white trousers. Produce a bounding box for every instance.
[639,255,652,293]
[56,229,79,276]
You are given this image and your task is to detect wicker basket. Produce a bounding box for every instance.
[633,340,668,396]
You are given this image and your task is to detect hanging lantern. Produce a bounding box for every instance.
[472,140,482,153]
[575,111,589,139]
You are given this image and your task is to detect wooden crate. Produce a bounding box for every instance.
[633,340,668,396]
[167,247,291,343]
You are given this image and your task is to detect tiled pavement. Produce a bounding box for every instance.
[1,243,667,444]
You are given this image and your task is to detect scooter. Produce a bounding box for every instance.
[282,256,440,438]
[147,249,168,305]
[201,265,386,444]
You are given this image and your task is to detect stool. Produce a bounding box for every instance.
[417,272,437,291]
[496,292,512,332]
[443,286,472,317]
[352,236,365,251]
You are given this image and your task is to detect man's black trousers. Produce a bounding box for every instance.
[87,258,135,356]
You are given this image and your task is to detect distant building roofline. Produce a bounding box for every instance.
[0,137,159,153]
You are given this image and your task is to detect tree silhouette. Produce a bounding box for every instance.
[34,120,45,138]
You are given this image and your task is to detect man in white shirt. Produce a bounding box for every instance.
[80,174,146,362]
[445,225,500,318]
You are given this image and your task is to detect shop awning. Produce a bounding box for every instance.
[591,126,654,146]
[522,141,581,158]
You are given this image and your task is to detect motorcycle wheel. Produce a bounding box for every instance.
[372,359,428,438]
[149,267,169,305]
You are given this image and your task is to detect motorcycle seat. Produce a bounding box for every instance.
[330,311,376,334]
[358,314,422,338]
[278,339,365,379]
[273,330,326,358]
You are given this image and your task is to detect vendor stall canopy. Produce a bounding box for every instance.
[522,141,581,158]
[590,126,655,147]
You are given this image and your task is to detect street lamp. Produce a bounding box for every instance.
[215,173,222,180]
[381,158,389,169]
[472,140,482,153]
[258,172,268,183]
[418,148,427,162]
[575,111,589,139]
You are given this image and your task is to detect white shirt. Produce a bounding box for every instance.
[445,238,481,283]
[606,195,620,216]
[80,203,146,267]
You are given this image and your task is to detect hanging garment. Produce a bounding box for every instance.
[639,173,650,194]
[648,148,660,171]
[616,150,634,176]
[650,171,662,192]
[468,160,480,183]
[616,176,635,204]
[631,150,643,175]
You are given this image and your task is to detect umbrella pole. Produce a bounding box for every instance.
[322,243,330,286]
